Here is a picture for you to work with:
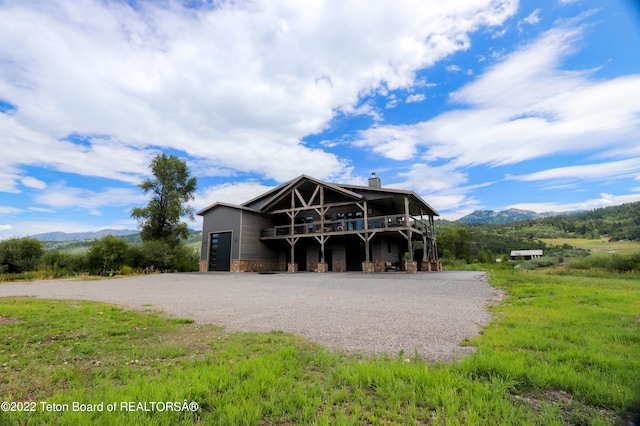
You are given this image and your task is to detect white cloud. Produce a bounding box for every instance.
[0,224,13,231]
[0,206,23,214]
[353,125,419,161]
[353,22,640,170]
[0,0,518,186]
[385,162,488,216]
[406,93,425,103]
[445,65,462,72]
[21,176,47,190]
[28,207,55,213]
[0,169,20,193]
[507,192,640,213]
[33,184,147,211]
[509,158,640,182]
[392,163,468,194]
[195,181,276,211]
[519,8,542,26]
[0,114,154,190]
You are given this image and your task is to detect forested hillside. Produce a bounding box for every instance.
[436,201,640,261]
[530,201,640,240]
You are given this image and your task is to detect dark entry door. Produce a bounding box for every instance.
[325,249,333,271]
[295,245,307,271]
[209,232,231,271]
[345,238,364,271]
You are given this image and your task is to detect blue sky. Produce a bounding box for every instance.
[1,0,640,238]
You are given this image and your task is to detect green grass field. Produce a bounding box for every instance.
[541,237,640,253]
[1,269,639,425]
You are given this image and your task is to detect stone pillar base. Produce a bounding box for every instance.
[421,261,432,272]
[317,262,328,273]
[405,261,418,274]
[199,260,208,272]
[287,262,298,273]
[362,261,374,273]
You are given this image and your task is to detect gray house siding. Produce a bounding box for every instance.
[239,211,279,261]
[200,205,241,264]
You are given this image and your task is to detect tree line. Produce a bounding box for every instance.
[436,201,640,264]
[435,224,549,264]
[1,154,200,278]
[0,235,198,277]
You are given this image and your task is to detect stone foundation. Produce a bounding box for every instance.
[199,260,208,272]
[362,261,374,273]
[230,260,284,273]
[317,262,328,273]
[333,260,346,272]
[373,259,386,272]
[420,261,441,271]
[405,261,418,274]
[287,262,298,273]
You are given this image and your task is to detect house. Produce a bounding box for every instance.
[509,249,543,261]
[197,174,440,273]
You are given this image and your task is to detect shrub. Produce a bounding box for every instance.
[139,241,198,272]
[569,253,640,273]
[517,257,558,270]
[172,245,199,272]
[140,240,175,271]
[41,251,87,277]
[86,235,130,273]
[0,237,44,273]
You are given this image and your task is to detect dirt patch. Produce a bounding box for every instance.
[514,390,618,424]
[0,315,19,325]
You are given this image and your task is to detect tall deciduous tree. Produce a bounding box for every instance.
[131,154,197,246]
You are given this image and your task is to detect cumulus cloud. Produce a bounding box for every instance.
[0,0,518,190]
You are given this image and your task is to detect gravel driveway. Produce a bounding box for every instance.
[0,271,499,362]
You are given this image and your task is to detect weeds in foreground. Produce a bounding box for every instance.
[1,269,639,425]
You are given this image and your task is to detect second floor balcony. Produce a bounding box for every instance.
[261,214,434,239]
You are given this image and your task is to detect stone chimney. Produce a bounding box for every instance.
[368,172,381,188]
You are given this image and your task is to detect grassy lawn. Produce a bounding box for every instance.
[541,237,640,254]
[1,270,639,425]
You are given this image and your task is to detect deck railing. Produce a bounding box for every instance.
[261,214,433,238]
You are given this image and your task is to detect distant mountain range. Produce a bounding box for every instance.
[458,208,560,224]
[31,229,139,242]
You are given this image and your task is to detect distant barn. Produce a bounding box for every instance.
[510,249,543,261]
